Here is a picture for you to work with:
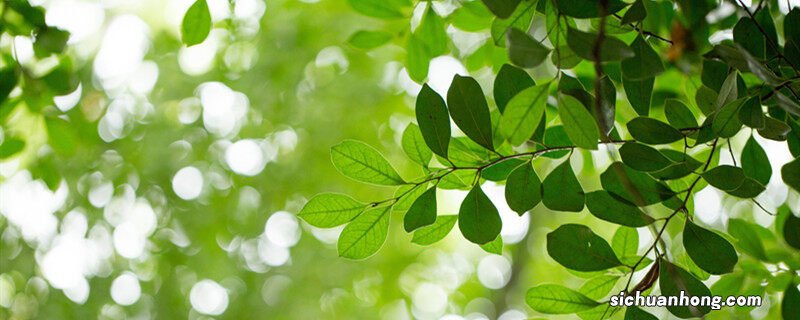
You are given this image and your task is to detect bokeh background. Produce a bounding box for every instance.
[1,0,798,319]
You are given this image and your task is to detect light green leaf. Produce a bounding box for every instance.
[348,30,393,49]
[458,185,502,244]
[558,95,599,150]
[585,191,655,227]
[181,0,212,46]
[480,234,503,254]
[338,206,391,259]
[507,28,551,68]
[447,75,495,151]
[402,123,433,167]
[612,226,639,258]
[298,193,366,228]
[404,187,437,232]
[542,159,585,212]
[505,161,541,214]
[411,215,457,245]
[393,183,429,213]
[547,224,622,271]
[45,117,78,156]
[683,220,738,274]
[500,82,550,146]
[331,140,405,185]
[0,137,25,159]
[347,0,406,19]
[526,284,600,314]
[579,275,620,300]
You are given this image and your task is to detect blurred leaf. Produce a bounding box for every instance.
[620,0,646,25]
[500,82,550,145]
[447,75,494,151]
[181,0,212,46]
[683,220,737,274]
[347,0,406,19]
[403,187,437,232]
[411,215,457,245]
[338,206,391,259]
[505,161,541,214]
[526,284,600,314]
[45,117,78,156]
[416,5,448,56]
[784,213,800,250]
[330,140,405,185]
[0,137,25,159]
[547,224,622,271]
[728,218,768,260]
[347,30,393,49]
[406,34,431,82]
[33,26,69,57]
[542,159,585,212]
[458,185,502,244]
[298,193,366,228]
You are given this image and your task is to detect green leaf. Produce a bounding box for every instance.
[558,95,599,150]
[507,28,551,68]
[416,5,448,56]
[620,35,664,80]
[650,149,702,180]
[416,84,451,158]
[505,161,541,214]
[33,26,69,57]
[337,206,391,259]
[567,27,634,62]
[447,75,495,151]
[542,125,573,159]
[623,76,654,116]
[447,137,492,167]
[741,136,771,186]
[619,142,672,172]
[547,224,622,271]
[458,185,502,244]
[330,140,405,185]
[500,82,550,146]
[620,0,646,25]
[624,306,658,320]
[701,59,728,93]
[554,0,627,18]
[758,117,791,141]
[298,193,366,228]
[481,0,521,19]
[480,235,504,254]
[411,215,457,245]
[727,177,766,198]
[347,0,405,19]
[490,0,536,46]
[482,158,525,181]
[526,284,600,314]
[658,260,712,318]
[702,165,745,191]
[585,191,654,227]
[542,159,585,212]
[45,117,78,156]
[728,218,768,260]
[627,117,683,145]
[181,0,212,46]
[0,137,25,159]
[402,123,433,167]
[664,99,697,129]
[784,213,800,250]
[0,67,18,105]
[733,18,766,59]
[597,75,616,135]
[348,30,393,49]
[694,86,718,116]
[612,226,639,258]
[393,184,429,213]
[783,157,800,193]
[406,34,431,82]
[738,97,764,129]
[601,162,676,206]
[494,64,535,112]
[713,98,744,138]
[775,92,800,118]
[683,220,738,274]
[579,275,620,300]
[715,72,738,110]
[783,283,800,320]
[404,187,437,232]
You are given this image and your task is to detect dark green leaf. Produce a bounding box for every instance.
[741,135,771,186]
[494,64,535,112]
[500,82,550,145]
[348,30,393,49]
[181,0,212,46]
[0,137,25,159]
[712,98,744,138]
[738,96,764,129]
[482,158,526,181]
[402,123,433,167]
[650,150,702,180]
[554,0,627,18]
[783,283,800,320]
[775,92,800,118]
[694,86,718,116]
[404,187,437,232]
[416,84,451,158]
[758,117,791,141]
[347,0,405,19]
[620,0,646,25]
[601,162,676,206]
[505,161,541,214]
[585,191,654,227]
[558,94,600,150]
[542,159,584,212]
[727,177,766,198]
[702,165,745,191]
[701,59,728,92]
[526,284,599,314]
[547,224,622,271]
[783,157,800,193]
[620,35,664,80]
[330,140,405,185]
[664,99,697,129]
[733,18,766,59]
[481,0,521,19]
[619,142,672,172]
[627,117,683,144]
[784,213,800,250]
[411,215,457,245]
[507,28,551,68]
[459,185,502,244]
[447,75,495,151]
[298,193,366,228]
[480,235,503,254]
[338,206,391,259]
[683,220,738,274]
[623,76,654,116]
[567,27,634,62]
[715,72,738,110]
[625,306,657,320]
[658,260,712,318]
